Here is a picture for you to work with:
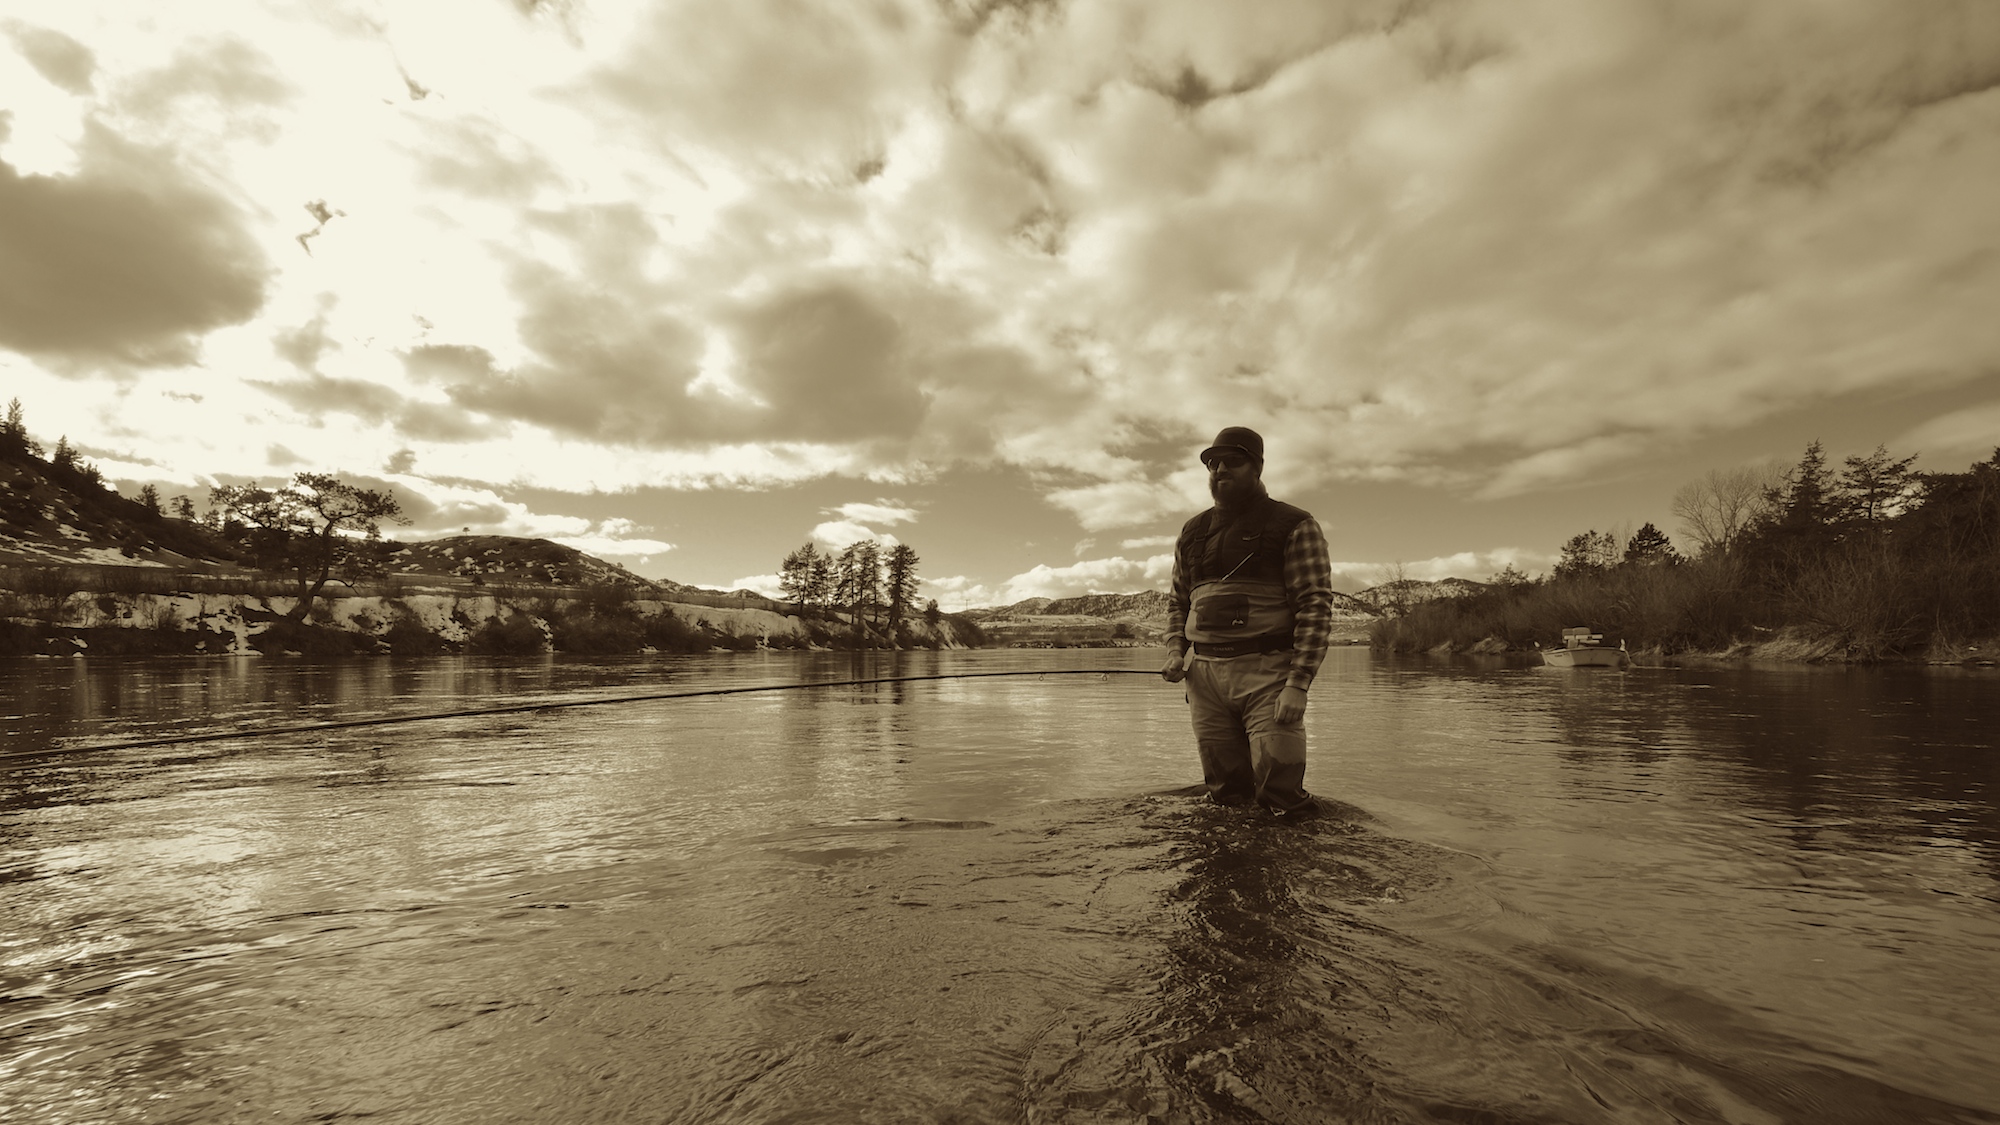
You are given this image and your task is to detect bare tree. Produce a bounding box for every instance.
[1368,560,1417,616]
[1670,465,1782,558]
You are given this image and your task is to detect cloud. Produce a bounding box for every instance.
[254,372,405,421]
[249,365,505,444]
[434,244,934,455]
[986,552,1175,603]
[117,35,294,125]
[1044,474,1206,532]
[729,572,785,599]
[810,520,902,550]
[805,498,918,550]
[832,500,918,526]
[1328,549,1554,592]
[946,544,1545,606]
[902,0,2000,508]
[594,0,956,176]
[0,121,269,366]
[1896,400,2000,463]
[271,303,338,371]
[402,344,498,385]
[1475,435,1659,500]
[385,478,675,562]
[443,250,712,444]
[6,23,96,94]
[723,282,928,442]
[414,115,561,203]
[552,530,676,560]
[13,0,2000,598]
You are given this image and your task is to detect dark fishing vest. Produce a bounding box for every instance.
[1177,497,1311,645]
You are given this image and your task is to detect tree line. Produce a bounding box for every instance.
[777,539,941,645]
[6,397,411,623]
[4,397,990,654]
[1377,441,2000,661]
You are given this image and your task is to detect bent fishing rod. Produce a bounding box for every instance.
[33,668,1163,756]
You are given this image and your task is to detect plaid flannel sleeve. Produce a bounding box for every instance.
[1165,543,1191,654]
[1284,517,1335,691]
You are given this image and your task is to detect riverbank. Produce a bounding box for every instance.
[1655,631,2000,669]
[0,588,980,657]
[1397,627,2000,669]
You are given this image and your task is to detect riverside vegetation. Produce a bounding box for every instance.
[1374,442,2000,663]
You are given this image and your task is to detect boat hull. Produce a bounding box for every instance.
[1541,647,1629,669]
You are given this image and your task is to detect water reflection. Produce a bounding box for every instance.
[1137,805,1411,1121]
[1363,655,2000,882]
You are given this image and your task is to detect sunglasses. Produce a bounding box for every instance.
[1203,453,1251,470]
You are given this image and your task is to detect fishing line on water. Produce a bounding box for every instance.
[29,668,1162,756]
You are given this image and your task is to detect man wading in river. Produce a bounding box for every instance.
[1161,427,1335,816]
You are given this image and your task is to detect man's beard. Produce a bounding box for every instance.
[1209,474,1267,510]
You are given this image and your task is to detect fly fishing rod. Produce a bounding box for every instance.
[35,668,1162,756]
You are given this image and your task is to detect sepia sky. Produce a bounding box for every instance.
[3,0,1998,606]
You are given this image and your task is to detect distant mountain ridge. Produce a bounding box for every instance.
[957,581,1515,647]
[1352,577,1488,610]
[384,535,660,589]
[1043,589,1171,618]
[0,448,675,593]
[968,587,1384,619]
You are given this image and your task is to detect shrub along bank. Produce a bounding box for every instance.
[1375,444,2000,664]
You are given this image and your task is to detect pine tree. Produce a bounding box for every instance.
[1737,440,1844,576]
[1838,445,1919,526]
[806,551,834,608]
[1621,522,1679,567]
[1777,440,1833,529]
[138,484,163,517]
[779,542,822,605]
[835,540,882,639]
[209,473,409,622]
[0,398,24,453]
[1553,530,1617,580]
[883,543,920,642]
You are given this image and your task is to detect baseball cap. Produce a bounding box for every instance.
[1200,426,1264,465]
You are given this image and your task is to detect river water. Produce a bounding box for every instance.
[2,648,1996,1124]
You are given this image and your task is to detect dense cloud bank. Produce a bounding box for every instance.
[4,0,1998,595]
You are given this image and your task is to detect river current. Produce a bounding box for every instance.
[2,648,1996,1124]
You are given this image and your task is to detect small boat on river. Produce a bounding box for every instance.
[1541,627,1629,669]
